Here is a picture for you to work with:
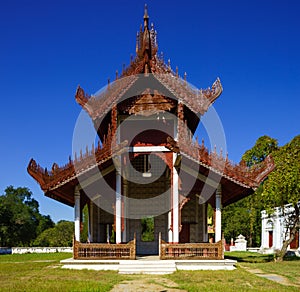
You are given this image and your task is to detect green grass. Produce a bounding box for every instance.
[225,251,300,288]
[167,268,299,292]
[0,253,127,292]
[0,252,299,291]
[225,251,274,263]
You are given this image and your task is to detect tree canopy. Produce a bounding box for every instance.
[242,135,278,167]
[223,135,300,260]
[222,136,278,247]
[262,135,300,260]
[0,186,54,247]
[33,220,74,247]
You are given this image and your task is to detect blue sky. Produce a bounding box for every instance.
[0,0,299,222]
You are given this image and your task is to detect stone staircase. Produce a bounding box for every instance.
[119,257,176,274]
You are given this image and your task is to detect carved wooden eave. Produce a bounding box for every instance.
[75,75,139,120]
[27,137,129,205]
[166,136,275,201]
[153,74,222,116]
[75,74,222,123]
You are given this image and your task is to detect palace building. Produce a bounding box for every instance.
[28,6,274,260]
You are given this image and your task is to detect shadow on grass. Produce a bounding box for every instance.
[283,255,300,261]
[225,251,300,263]
[225,251,274,263]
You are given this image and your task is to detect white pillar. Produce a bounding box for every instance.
[168,211,172,242]
[172,153,179,243]
[122,179,127,243]
[273,207,282,250]
[215,185,222,242]
[260,210,268,249]
[115,170,122,244]
[74,187,81,242]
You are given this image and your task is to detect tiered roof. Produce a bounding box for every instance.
[28,5,275,207]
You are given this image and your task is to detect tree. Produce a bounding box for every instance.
[262,135,300,261]
[222,199,252,244]
[0,186,54,247]
[222,136,278,247]
[242,136,278,246]
[33,220,74,247]
[242,135,278,167]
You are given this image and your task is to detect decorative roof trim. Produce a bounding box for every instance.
[165,136,275,189]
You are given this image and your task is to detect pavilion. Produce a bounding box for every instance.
[28,6,274,261]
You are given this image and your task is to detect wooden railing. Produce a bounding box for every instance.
[73,236,136,260]
[160,239,224,260]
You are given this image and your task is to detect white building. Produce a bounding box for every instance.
[260,203,300,254]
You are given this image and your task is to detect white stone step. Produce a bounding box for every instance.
[118,260,176,274]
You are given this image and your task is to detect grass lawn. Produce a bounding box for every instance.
[0,252,299,291]
[227,251,300,288]
[0,253,127,291]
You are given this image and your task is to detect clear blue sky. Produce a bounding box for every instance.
[0,0,299,222]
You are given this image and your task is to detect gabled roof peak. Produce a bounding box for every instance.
[135,5,158,71]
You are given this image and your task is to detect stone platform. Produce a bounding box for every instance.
[61,256,236,274]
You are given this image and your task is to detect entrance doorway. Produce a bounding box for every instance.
[268,231,273,248]
[128,214,168,255]
[126,154,170,255]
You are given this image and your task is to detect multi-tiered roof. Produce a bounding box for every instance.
[28,5,274,208]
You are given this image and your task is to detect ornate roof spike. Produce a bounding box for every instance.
[144,4,149,28]
[168,58,171,69]
[195,136,199,147]
[136,31,139,53]
[176,66,179,77]
[115,70,118,80]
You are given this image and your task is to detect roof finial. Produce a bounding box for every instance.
[136,32,139,54]
[144,4,149,29]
